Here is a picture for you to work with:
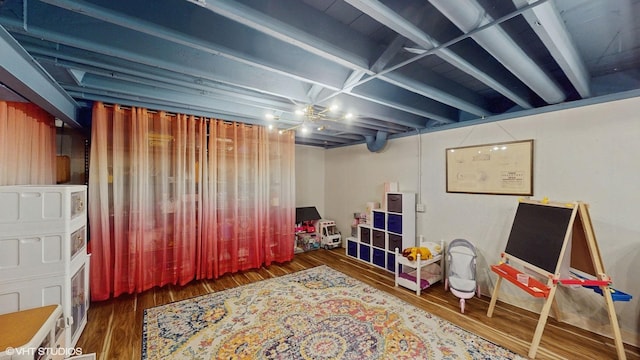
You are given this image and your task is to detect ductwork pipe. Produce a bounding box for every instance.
[365,131,388,152]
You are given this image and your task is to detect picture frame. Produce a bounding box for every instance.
[446,139,533,195]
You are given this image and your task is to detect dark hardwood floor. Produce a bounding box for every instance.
[77,248,639,359]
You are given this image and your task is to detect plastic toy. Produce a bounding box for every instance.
[401,246,432,261]
[444,238,479,313]
[316,219,342,249]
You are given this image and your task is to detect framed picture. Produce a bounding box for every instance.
[446,139,533,195]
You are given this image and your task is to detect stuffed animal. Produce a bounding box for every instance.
[401,246,432,261]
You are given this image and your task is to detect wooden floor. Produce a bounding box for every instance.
[77,248,639,359]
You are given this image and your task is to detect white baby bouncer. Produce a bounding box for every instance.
[444,238,480,313]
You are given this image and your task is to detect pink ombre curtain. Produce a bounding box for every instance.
[89,102,295,300]
[197,120,296,279]
[0,101,56,185]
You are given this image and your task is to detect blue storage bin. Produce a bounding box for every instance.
[373,211,385,230]
[359,244,371,262]
[387,252,396,272]
[347,239,358,257]
[373,248,386,268]
[387,213,402,233]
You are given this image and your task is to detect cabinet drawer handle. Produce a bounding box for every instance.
[20,237,41,244]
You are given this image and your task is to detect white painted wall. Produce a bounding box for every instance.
[295,145,326,217]
[300,96,640,346]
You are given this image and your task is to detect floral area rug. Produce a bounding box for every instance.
[142,265,525,359]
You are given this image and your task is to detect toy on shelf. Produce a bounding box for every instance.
[401,246,432,261]
[350,212,366,237]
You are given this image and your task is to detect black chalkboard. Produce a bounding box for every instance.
[504,202,575,274]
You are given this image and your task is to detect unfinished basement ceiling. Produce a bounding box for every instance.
[0,0,639,148]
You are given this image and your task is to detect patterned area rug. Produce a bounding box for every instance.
[142,266,525,359]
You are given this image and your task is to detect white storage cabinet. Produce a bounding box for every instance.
[0,185,90,351]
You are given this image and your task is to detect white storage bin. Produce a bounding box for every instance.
[0,185,86,233]
[0,226,86,282]
[0,233,64,282]
[0,275,66,314]
[0,255,90,351]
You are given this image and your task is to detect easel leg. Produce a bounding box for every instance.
[487,276,503,317]
[528,284,558,359]
[602,286,627,360]
[577,203,626,359]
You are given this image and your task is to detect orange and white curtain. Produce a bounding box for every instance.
[88,102,295,300]
[0,101,56,185]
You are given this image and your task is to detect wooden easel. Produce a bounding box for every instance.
[486,200,626,359]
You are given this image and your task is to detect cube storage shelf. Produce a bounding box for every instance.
[346,192,415,272]
[0,185,90,352]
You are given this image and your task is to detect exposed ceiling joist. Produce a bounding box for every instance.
[344,0,534,109]
[0,0,637,148]
[0,24,78,125]
[429,0,565,104]
[513,0,591,98]
[34,0,442,130]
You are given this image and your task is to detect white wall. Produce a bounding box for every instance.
[295,145,326,216]
[322,132,423,239]
[303,96,640,346]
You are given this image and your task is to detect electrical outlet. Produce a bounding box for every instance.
[416,203,426,212]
